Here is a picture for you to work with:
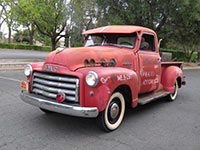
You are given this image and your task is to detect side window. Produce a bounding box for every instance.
[139,34,156,52]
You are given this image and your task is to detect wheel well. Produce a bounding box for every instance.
[177,77,182,88]
[113,85,132,105]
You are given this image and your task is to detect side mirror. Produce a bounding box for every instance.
[134,32,140,54]
[158,39,163,49]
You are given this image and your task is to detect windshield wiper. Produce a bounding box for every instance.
[103,43,123,48]
[87,43,102,47]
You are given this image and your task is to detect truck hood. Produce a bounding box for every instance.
[44,46,133,71]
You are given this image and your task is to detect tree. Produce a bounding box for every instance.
[69,0,100,46]
[34,30,51,46]
[24,0,69,50]
[97,0,200,62]
[0,0,15,43]
[166,0,200,62]
[0,4,5,32]
[13,29,30,43]
[13,0,37,45]
[96,0,193,44]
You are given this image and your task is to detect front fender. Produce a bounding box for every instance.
[161,66,183,93]
[77,67,139,112]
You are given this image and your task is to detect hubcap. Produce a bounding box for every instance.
[110,103,119,119]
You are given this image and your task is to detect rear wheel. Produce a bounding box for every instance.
[168,80,178,101]
[97,92,125,132]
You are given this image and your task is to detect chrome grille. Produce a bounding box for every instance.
[32,72,79,102]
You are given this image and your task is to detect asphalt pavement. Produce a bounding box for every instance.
[0,70,199,150]
[0,49,48,60]
[0,49,49,71]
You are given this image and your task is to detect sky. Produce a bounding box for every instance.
[1,22,9,38]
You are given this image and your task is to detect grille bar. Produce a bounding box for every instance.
[33,78,76,89]
[32,72,79,103]
[32,88,76,101]
[33,83,76,95]
[34,72,78,83]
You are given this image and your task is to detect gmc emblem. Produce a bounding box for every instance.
[43,65,57,72]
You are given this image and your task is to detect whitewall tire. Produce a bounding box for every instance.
[169,80,178,101]
[97,92,125,131]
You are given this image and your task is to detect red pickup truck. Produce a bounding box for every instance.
[20,25,185,131]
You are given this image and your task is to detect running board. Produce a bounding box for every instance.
[138,91,170,105]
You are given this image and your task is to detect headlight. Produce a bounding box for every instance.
[86,71,98,87]
[24,64,32,77]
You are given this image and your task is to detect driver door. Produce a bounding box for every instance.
[138,33,161,94]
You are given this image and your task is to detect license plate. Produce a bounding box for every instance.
[20,80,29,91]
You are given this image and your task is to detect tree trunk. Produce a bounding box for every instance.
[185,50,194,62]
[51,37,56,51]
[29,30,34,45]
[29,24,35,45]
[198,51,200,62]
[64,29,69,47]
[8,27,11,43]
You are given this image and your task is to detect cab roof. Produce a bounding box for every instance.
[82,25,156,35]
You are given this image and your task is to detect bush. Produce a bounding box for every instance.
[73,42,83,47]
[0,43,51,52]
[191,52,198,63]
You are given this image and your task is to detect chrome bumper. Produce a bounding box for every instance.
[20,91,99,118]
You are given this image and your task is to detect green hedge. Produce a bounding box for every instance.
[0,43,51,52]
[160,48,198,62]
[74,42,83,47]
[160,48,186,61]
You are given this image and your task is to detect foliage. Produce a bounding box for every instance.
[0,32,3,40]
[73,42,83,47]
[96,0,200,62]
[0,0,15,43]
[34,31,51,46]
[15,0,69,50]
[13,29,30,43]
[160,49,198,62]
[166,0,200,62]
[69,0,100,46]
[0,42,51,51]
[0,4,5,31]
[12,0,36,45]
[160,48,186,62]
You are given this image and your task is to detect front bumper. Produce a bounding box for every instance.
[20,91,99,118]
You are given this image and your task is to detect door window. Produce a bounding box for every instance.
[140,34,156,52]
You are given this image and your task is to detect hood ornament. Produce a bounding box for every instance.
[56,47,65,54]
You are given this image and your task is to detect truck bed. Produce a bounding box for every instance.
[161,62,183,68]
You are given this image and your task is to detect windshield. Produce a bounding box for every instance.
[84,33,137,49]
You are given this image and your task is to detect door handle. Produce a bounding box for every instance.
[157,57,161,62]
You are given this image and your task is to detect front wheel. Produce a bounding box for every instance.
[97,92,125,132]
[168,80,178,101]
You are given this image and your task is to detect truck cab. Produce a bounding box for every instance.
[20,25,185,131]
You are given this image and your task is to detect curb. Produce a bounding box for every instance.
[183,66,200,70]
[0,59,43,71]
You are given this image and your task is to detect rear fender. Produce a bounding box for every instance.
[77,67,139,112]
[161,66,183,93]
